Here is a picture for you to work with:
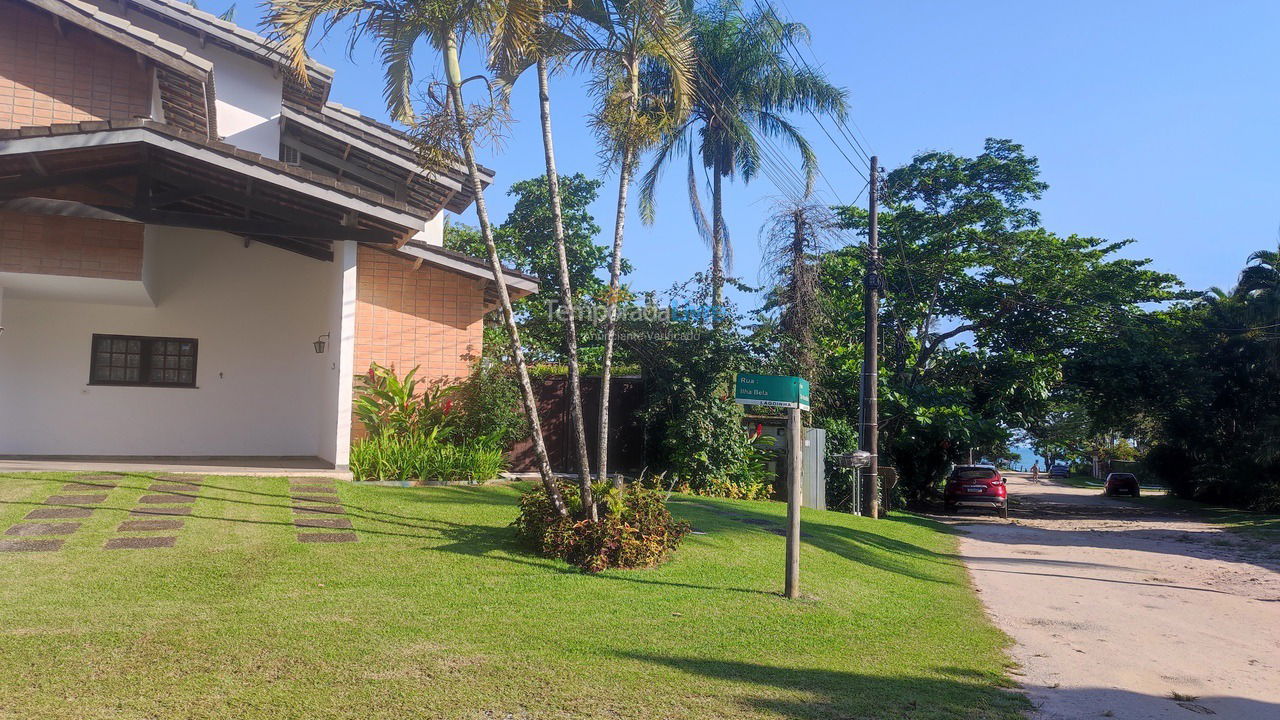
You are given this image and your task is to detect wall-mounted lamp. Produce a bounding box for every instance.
[313,332,330,354]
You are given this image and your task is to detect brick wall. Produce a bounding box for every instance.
[354,245,486,387]
[0,211,143,280]
[0,1,151,129]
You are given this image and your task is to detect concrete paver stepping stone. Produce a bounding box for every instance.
[5,522,80,537]
[105,536,176,550]
[293,504,345,514]
[292,495,340,504]
[130,507,192,516]
[137,494,195,504]
[297,532,357,543]
[118,519,184,532]
[151,483,200,493]
[61,482,115,491]
[0,539,64,552]
[26,507,92,520]
[295,517,354,529]
[45,494,108,505]
[156,474,203,482]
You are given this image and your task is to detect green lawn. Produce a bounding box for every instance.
[0,472,1027,720]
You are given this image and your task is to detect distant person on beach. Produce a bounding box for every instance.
[1031,463,1040,481]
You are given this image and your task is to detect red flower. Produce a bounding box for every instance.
[443,399,454,414]
[755,423,764,437]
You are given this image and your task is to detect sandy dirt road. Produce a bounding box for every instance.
[948,473,1280,719]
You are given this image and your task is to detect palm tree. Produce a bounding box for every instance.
[581,0,693,486]
[266,0,570,517]
[638,0,846,308]
[487,0,691,502]
[490,3,598,517]
[1237,246,1280,300]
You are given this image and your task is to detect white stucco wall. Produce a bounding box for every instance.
[203,46,283,157]
[95,4,284,157]
[0,226,341,457]
[411,213,445,247]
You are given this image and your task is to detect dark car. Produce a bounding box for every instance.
[1104,472,1141,497]
[944,465,1008,518]
[1048,463,1070,479]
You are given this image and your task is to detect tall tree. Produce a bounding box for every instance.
[492,4,601,517]
[583,0,694,486]
[445,176,614,365]
[638,0,846,308]
[266,0,570,517]
[808,139,1184,501]
[488,0,692,488]
[759,198,837,380]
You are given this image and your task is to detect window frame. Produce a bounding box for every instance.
[88,333,199,389]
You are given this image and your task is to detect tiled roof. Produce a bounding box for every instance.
[322,102,496,180]
[122,0,334,82]
[29,0,213,78]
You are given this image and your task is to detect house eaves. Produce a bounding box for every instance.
[395,239,539,299]
[0,120,431,232]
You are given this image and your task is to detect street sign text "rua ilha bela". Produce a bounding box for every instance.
[734,373,810,411]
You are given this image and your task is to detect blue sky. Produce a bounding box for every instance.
[227,0,1280,306]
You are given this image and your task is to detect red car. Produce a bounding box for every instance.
[1104,472,1141,497]
[944,465,1008,518]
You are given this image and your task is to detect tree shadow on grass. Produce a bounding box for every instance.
[429,518,780,597]
[618,652,1029,720]
[668,498,966,586]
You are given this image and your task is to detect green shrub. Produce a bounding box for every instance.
[513,482,691,573]
[349,435,507,484]
[354,363,454,439]
[449,362,528,447]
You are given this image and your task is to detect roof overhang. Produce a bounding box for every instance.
[0,121,431,260]
[395,239,539,302]
[281,102,492,215]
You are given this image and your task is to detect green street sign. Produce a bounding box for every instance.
[734,373,810,411]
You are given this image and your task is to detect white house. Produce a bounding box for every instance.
[0,0,535,468]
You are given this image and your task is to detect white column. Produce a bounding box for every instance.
[317,242,358,468]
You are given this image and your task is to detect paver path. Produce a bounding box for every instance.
[108,474,201,550]
[290,479,356,543]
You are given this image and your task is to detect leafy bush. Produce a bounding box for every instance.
[675,428,776,500]
[354,363,454,439]
[626,290,769,497]
[449,362,528,447]
[350,435,506,484]
[513,482,691,572]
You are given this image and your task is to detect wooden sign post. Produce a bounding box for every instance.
[735,373,809,599]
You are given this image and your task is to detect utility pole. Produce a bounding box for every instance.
[861,157,880,518]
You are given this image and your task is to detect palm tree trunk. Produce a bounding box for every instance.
[711,165,725,309]
[535,57,596,521]
[597,64,641,490]
[443,32,566,517]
